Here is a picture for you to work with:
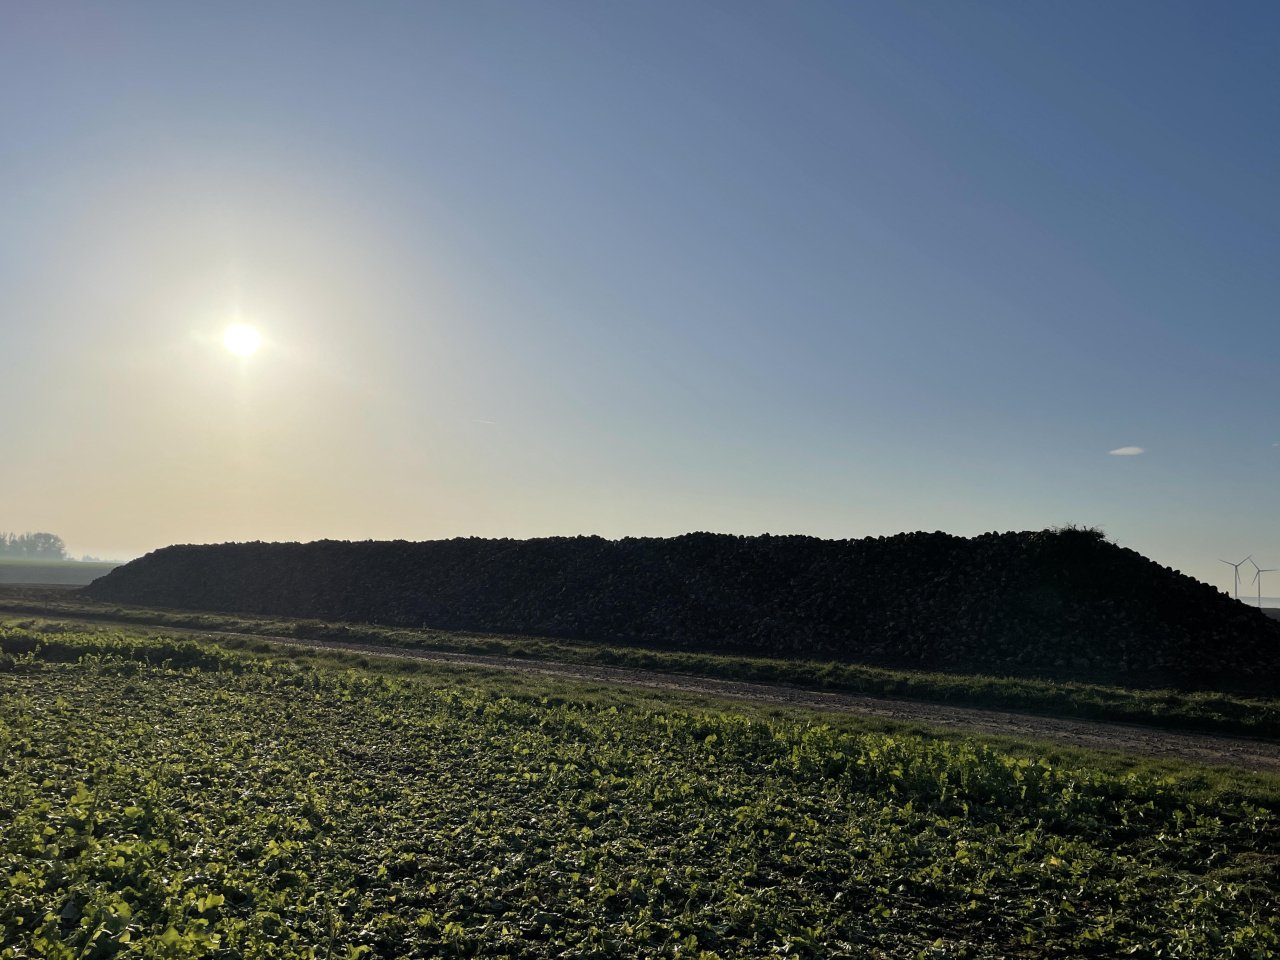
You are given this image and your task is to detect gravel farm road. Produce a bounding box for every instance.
[5,592,1280,773]
[204,630,1280,774]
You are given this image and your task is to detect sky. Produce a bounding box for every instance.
[1,1,1278,591]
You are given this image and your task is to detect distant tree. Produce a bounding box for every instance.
[0,532,67,560]
[29,532,67,560]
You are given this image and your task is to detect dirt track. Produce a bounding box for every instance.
[6,591,1280,773]
[201,631,1280,774]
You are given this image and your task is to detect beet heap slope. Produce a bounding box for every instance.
[84,528,1280,693]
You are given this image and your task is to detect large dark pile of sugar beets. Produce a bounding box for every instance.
[85,528,1280,693]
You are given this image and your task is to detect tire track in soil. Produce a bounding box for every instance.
[201,631,1280,774]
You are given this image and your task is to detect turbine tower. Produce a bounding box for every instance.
[1249,558,1275,608]
[1220,556,1251,599]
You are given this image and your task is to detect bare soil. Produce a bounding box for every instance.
[0,565,116,587]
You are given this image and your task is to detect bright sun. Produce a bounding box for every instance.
[222,323,261,357]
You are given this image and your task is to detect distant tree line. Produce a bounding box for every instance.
[0,532,67,560]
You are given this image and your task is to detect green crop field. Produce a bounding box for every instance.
[2,626,1279,958]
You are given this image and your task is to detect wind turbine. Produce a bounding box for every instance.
[1220,556,1252,600]
[1249,558,1275,608]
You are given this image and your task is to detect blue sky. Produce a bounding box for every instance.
[1,2,1277,590]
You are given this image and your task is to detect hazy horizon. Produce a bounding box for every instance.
[4,2,1279,593]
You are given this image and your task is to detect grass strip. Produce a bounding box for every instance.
[4,590,1280,742]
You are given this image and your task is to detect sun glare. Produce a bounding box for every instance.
[222,323,261,357]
